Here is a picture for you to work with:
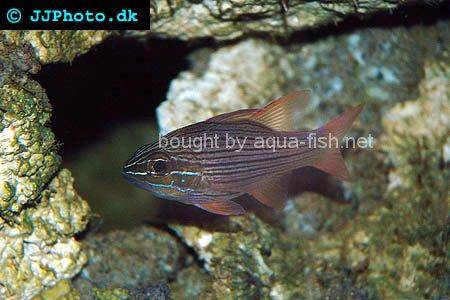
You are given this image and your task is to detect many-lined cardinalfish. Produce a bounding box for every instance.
[123,91,363,215]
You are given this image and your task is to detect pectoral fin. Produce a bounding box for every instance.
[195,200,246,216]
[249,174,291,209]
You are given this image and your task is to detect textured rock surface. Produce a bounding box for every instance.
[0,169,90,299]
[157,39,294,134]
[0,79,92,299]
[72,226,188,296]
[0,81,60,215]
[2,31,110,64]
[144,0,436,41]
[156,22,449,299]
[157,22,449,134]
[0,7,447,300]
[0,31,111,299]
[67,225,195,298]
[169,54,449,296]
[36,279,171,300]
[170,265,214,299]
[53,16,448,299]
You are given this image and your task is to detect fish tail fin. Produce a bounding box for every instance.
[311,104,364,181]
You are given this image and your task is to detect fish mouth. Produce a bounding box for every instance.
[122,157,148,178]
[121,163,145,179]
[121,164,142,182]
[121,164,134,179]
[121,169,133,180]
[121,169,153,192]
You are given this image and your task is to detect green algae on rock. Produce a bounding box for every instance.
[72,226,188,298]
[0,40,40,88]
[169,265,215,299]
[0,32,108,299]
[0,9,447,300]
[0,81,60,216]
[0,169,90,299]
[170,215,308,298]
[32,280,82,300]
[2,31,111,65]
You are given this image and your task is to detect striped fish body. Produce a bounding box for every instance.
[123,91,363,215]
[171,121,322,192]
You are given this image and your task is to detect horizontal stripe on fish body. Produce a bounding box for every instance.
[204,149,320,187]
[202,148,317,174]
[163,128,326,191]
[206,150,322,188]
[163,134,313,155]
[195,139,312,162]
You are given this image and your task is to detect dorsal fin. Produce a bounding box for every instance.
[205,91,309,130]
[248,90,310,131]
[206,108,258,123]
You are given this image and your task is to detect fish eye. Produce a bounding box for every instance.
[149,159,170,175]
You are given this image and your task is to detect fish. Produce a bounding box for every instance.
[122,90,363,216]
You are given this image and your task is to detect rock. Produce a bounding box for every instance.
[72,226,189,298]
[0,75,90,300]
[0,6,446,300]
[2,31,111,65]
[170,215,309,298]
[33,280,81,300]
[157,22,449,134]
[382,54,450,179]
[156,23,449,299]
[374,56,449,298]
[141,1,442,41]
[157,39,294,134]
[0,31,112,299]
[130,282,171,300]
[0,169,90,299]
[169,266,214,299]
[0,40,40,87]
[0,81,60,215]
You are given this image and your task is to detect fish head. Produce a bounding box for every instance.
[122,143,204,200]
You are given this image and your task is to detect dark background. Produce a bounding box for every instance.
[35,37,191,158]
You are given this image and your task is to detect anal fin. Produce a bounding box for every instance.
[311,148,350,181]
[195,200,245,216]
[249,174,291,209]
